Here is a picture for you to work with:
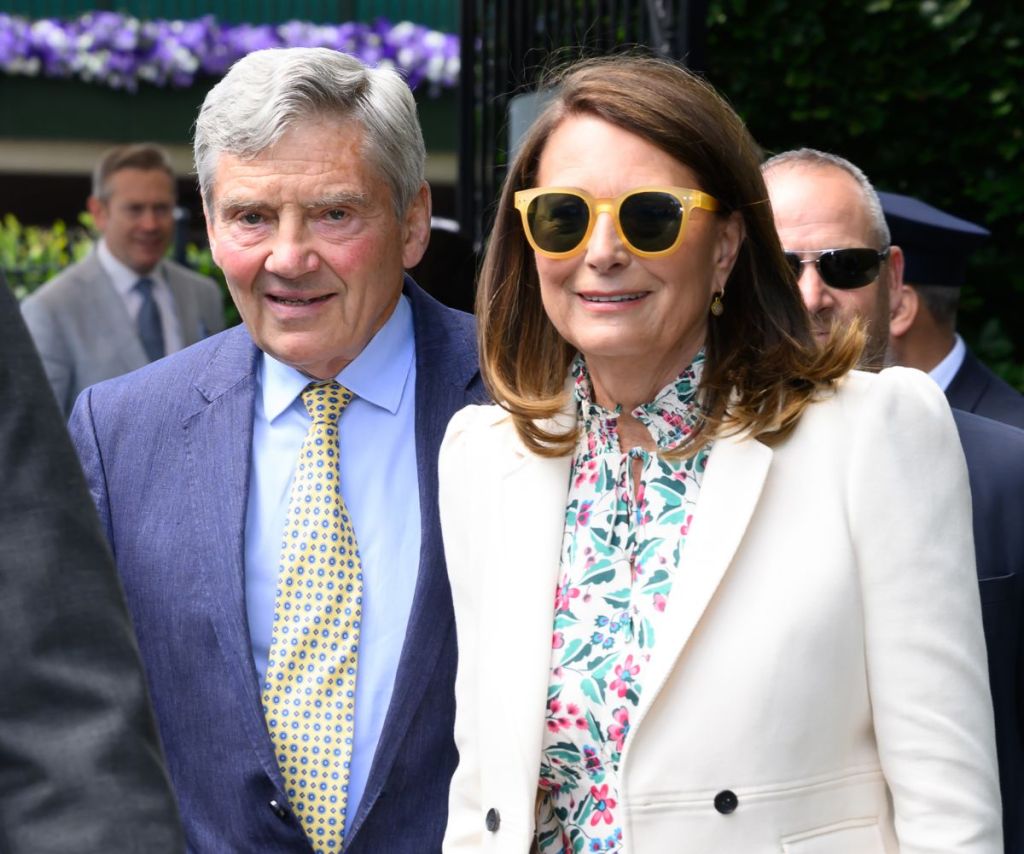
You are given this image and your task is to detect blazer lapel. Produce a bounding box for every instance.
[630,431,773,731]
[181,328,285,787]
[491,445,573,790]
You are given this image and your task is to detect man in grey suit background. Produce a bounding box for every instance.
[0,274,183,853]
[764,148,1024,852]
[21,143,224,414]
[68,48,482,853]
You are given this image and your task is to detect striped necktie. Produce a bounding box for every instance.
[262,381,363,853]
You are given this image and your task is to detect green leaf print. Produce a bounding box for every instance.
[580,676,604,705]
[602,587,631,610]
[563,641,593,667]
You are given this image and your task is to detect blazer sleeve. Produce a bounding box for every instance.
[19,291,75,416]
[847,368,1002,851]
[439,405,488,853]
[0,283,183,853]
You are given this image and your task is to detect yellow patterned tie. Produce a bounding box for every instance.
[262,381,362,853]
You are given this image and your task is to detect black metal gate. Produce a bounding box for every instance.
[457,0,707,249]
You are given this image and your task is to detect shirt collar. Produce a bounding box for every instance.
[260,294,415,423]
[96,238,164,295]
[928,333,966,392]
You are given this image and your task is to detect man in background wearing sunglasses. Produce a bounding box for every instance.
[764,147,1024,853]
[762,148,898,368]
[881,191,1024,430]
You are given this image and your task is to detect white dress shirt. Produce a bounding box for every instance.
[245,294,421,825]
[96,239,185,353]
[929,333,967,392]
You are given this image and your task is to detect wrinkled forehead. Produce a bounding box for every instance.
[206,117,386,206]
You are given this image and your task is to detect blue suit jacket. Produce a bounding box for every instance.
[947,348,1024,430]
[953,409,1024,853]
[68,279,483,853]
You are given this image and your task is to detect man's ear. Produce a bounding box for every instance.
[401,183,432,270]
[885,244,905,324]
[87,196,107,234]
[890,283,918,339]
[202,199,220,267]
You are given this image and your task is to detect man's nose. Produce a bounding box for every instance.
[264,225,320,279]
[796,262,835,314]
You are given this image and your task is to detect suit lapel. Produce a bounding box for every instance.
[181,328,285,787]
[945,350,987,415]
[78,252,148,374]
[628,431,773,734]
[348,280,481,837]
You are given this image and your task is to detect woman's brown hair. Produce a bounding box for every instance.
[477,54,861,456]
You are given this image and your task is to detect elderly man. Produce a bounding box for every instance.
[881,191,1024,429]
[764,148,1024,853]
[21,143,223,415]
[68,49,482,853]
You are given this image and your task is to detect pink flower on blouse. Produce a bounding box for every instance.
[589,784,617,826]
[608,655,640,697]
[554,576,581,612]
[608,707,630,753]
[653,593,667,612]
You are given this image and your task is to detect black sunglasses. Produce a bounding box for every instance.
[784,247,891,290]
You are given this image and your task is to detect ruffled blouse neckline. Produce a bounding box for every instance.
[571,350,706,454]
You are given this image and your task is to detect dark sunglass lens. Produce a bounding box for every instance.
[527,193,589,253]
[620,192,682,252]
[783,252,803,281]
[819,248,880,289]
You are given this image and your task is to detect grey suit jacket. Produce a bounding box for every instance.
[21,249,224,415]
[0,277,183,853]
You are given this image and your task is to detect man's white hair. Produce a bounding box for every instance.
[194,47,425,216]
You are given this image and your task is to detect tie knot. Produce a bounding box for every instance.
[135,277,155,296]
[301,381,353,424]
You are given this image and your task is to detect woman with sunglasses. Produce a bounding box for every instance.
[440,55,999,853]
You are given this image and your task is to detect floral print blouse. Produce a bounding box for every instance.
[536,352,711,854]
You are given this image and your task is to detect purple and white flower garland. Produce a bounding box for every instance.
[0,12,459,94]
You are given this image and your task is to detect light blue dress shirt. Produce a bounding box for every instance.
[245,295,420,825]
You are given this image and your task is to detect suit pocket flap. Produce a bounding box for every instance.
[782,817,885,854]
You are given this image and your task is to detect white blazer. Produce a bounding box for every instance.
[439,367,1001,854]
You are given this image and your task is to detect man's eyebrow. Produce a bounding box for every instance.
[216,197,262,216]
[215,192,370,215]
[306,192,370,210]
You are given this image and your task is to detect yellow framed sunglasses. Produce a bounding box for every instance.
[513,185,720,259]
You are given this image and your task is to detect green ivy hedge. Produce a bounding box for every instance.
[704,0,1023,389]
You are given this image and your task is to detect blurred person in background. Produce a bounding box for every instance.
[21,142,222,415]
